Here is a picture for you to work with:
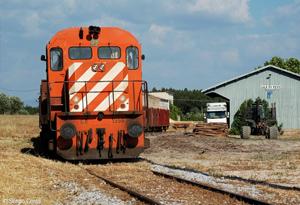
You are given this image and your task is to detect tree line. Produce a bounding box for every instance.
[259,56,300,74]
[152,88,216,121]
[0,92,38,115]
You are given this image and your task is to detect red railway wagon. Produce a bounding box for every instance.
[39,26,148,160]
[144,94,170,131]
[145,108,169,131]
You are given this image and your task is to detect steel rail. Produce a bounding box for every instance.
[142,157,300,191]
[85,169,162,205]
[152,170,271,205]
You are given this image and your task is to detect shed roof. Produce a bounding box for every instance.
[203,65,300,93]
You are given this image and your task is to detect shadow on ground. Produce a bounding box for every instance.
[20,135,142,165]
[20,136,41,156]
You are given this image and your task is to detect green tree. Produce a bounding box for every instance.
[263,56,300,74]
[0,92,37,115]
[9,96,23,114]
[264,56,285,69]
[151,87,158,92]
[0,93,10,114]
[170,104,181,120]
[24,105,39,115]
[285,58,300,74]
[152,87,215,121]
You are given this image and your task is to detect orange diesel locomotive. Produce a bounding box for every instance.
[39,26,148,160]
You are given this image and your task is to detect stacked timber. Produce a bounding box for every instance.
[193,123,228,137]
[172,122,192,129]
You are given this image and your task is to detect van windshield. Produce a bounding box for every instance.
[207,111,226,119]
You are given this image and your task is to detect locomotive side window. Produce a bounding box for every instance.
[69,47,92,60]
[126,46,138,69]
[98,47,120,59]
[50,48,63,71]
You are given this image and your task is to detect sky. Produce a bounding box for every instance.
[0,0,299,106]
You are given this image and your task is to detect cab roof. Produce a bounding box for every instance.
[49,26,140,46]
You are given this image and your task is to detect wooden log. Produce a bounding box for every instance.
[193,123,228,137]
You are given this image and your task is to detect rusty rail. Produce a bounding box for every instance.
[85,169,162,205]
[152,170,271,205]
[142,157,300,192]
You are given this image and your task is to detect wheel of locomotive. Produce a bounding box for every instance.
[269,126,278,139]
[39,125,49,154]
[39,125,56,156]
[241,126,251,139]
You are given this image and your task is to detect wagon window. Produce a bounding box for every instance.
[50,48,63,71]
[98,47,120,59]
[69,47,92,60]
[126,46,138,69]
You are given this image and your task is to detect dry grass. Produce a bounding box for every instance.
[0,115,39,139]
[0,115,68,204]
[0,115,132,204]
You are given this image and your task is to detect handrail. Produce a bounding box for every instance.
[47,80,148,114]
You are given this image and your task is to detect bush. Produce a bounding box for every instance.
[230,97,269,135]
[170,104,181,120]
[18,109,29,115]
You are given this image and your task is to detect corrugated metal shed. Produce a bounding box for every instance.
[148,92,173,110]
[203,65,300,129]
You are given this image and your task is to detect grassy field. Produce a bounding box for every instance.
[1,115,300,204]
[0,115,39,138]
[0,115,141,205]
[0,115,68,204]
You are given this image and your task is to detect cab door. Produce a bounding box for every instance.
[47,46,67,113]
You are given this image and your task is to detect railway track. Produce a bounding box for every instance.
[142,157,300,192]
[85,168,162,205]
[84,166,271,205]
[152,170,271,205]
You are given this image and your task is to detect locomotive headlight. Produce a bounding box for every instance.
[120,95,126,102]
[60,123,77,140]
[73,96,80,104]
[128,123,143,138]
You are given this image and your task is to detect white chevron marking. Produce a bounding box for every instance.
[71,62,126,112]
[95,75,128,111]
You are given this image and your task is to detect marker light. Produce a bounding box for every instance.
[120,95,126,102]
[73,96,80,103]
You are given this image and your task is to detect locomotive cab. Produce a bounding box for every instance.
[39,26,148,160]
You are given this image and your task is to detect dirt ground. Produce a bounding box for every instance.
[142,129,300,204]
[142,131,300,188]
[1,115,300,204]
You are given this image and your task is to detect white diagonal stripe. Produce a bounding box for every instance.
[71,62,126,112]
[95,75,128,111]
[69,66,95,96]
[68,62,83,78]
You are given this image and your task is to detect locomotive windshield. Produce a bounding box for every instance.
[98,47,120,59]
[126,46,138,69]
[50,48,63,71]
[69,47,92,59]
